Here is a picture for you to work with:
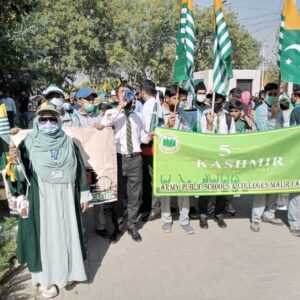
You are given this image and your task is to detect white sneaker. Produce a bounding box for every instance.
[162,223,172,233]
[250,222,260,233]
[41,285,58,298]
[181,223,195,235]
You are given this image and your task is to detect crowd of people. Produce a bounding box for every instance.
[3,79,300,298]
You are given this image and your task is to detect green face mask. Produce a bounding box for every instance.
[265,96,275,106]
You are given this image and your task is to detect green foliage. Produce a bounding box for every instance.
[0,0,38,25]
[194,7,261,71]
[267,59,280,84]
[0,0,38,91]
[2,0,262,91]
[104,0,178,85]
[0,217,17,272]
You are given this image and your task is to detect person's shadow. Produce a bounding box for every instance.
[82,207,111,284]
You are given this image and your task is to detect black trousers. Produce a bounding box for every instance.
[199,196,226,218]
[7,111,14,128]
[19,112,29,129]
[116,154,143,230]
[140,154,153,213]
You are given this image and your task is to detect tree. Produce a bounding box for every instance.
[11,0,113,89]
[104,0,178,86]
[4,1,262,91]
[194,6,261,71]
[0,0,38,92]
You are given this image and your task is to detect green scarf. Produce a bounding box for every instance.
[24,117,77,184]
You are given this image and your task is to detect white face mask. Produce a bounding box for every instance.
[50,98,64,111]
[63,102,72,111]
[38,121,59,135]
[196,95,206,103]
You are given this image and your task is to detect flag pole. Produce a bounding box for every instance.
[211,92,216,116]
[9,136,31,186]
[173,84,180,113]
[272,72,281,120]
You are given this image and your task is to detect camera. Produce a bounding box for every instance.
[124,89,135,102]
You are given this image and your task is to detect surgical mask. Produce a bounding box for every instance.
[265,96,275,106]
[63,102,72,111]
[178,101,186,109]
[38,121,60,135]
[197,95,206,103]
[50,98,64,111]
[83,103,94,113]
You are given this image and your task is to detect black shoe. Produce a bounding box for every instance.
[128,228,142,242]
[225,203,236,216]
[65,281,78,291]
[96,229,110,239]
[199,218,208,229]
[170,207,177,216]
[110,229,122,243]
[110,221,126,243]
[141,212,150,222]
[214,216,227,229]
[189,207,200,219]
[147,209,160,221]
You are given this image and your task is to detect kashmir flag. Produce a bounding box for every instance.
[173,0,195,101]
[279,0,300,84]
[0,103,10,144]
[212,0,233,96]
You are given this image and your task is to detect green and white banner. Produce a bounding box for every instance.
[153,127,300,196]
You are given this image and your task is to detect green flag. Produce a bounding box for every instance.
[279,0,300,84]
[0,103,10,144]
[173,0,195,100]
[213,0,233,96]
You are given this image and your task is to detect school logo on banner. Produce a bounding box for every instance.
[159,134,180,154]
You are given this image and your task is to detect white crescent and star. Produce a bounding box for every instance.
[285,58,292,65]
[284,44,300,52]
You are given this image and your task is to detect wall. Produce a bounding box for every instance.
[194,69,262,96]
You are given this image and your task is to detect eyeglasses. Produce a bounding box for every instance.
[38,117,58,124]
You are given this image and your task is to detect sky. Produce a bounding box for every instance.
[194,0,300,63]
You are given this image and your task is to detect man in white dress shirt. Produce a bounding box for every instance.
[101,93,151,242]
[140,80,163,221]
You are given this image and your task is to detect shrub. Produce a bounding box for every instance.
[0,217,17,272]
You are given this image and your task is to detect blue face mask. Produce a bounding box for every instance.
[38,121,60,135]
[83,103,94,113]
[265,96,275,106]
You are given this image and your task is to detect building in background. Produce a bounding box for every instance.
[194,69,261,96]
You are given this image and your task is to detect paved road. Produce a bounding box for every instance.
[6,197,300,300]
